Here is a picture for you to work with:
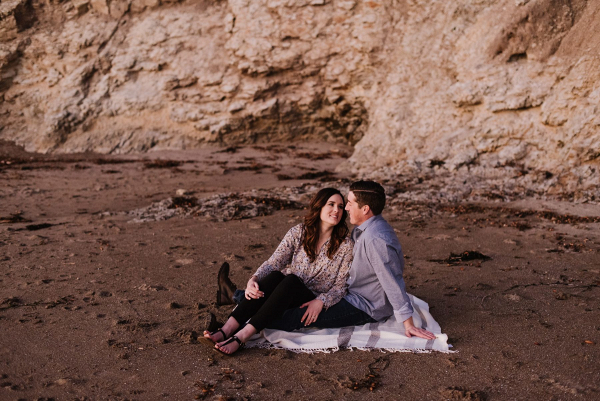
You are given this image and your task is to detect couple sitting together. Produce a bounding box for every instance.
[204,180,436,355]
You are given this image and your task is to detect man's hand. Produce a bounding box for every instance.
[300,299,324,326]
[244,276,264,300]
[403,317,436,340]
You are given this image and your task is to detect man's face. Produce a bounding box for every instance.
[345,191,363,226]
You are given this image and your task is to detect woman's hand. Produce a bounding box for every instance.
[300,299,324,326]
[245,276,264,300]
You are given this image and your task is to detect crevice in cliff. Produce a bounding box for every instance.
[97,8,131,54]
[507,52,527,63]
[13,0,36,31]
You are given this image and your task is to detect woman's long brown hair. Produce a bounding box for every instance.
[302,188,349,261]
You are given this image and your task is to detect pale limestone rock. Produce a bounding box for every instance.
[45,68,63,87]
[224,13,235,33]
[110,1,131,18]
[228,101,245,113]
[450,82,484,107]
[336,1,356,11]
[90,0,110,15]
[0,0,598,199]
[169,104,204,123]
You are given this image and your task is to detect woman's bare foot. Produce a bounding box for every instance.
[204,317,241,343]
[215,324,257,355]
[203,328,226,343]
[215,336,244,355]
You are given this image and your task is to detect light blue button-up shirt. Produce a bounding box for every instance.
[344,214,414,323]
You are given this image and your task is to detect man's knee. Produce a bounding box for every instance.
[266,306,306,331]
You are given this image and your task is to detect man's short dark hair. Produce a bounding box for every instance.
[349,180,386,215]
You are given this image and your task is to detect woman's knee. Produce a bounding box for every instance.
[258,271,286,291]
[282,274,302,283]
[265,271,285,278]
[278,274,303,288]
[260,271,285,284]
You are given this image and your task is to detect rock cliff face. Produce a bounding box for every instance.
[1,0,599,198]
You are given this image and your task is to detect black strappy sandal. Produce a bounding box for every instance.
[202,328,227,344]
[215,335,244,356]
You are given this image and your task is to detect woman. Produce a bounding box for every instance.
[203,187,352,355]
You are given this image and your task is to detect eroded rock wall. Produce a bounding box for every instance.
[344,0,600,199]
[0,0,599,198]
[0,0,371,153]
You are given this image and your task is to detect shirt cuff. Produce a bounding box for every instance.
[393,304,414,323]
[316,294,330,309]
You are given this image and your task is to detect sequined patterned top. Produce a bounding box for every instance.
[253,224,353,309]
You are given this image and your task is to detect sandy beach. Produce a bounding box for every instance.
[1,141,599,400]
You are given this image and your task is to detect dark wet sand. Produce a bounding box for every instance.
[0,141,599,400]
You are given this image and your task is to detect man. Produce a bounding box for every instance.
[219,180,435,340]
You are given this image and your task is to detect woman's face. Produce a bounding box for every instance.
[319,194,345,228]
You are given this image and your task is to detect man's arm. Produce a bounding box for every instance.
[403,316,436,340]
[365,237,436,340]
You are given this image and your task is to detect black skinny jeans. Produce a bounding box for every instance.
[229,271,315,332]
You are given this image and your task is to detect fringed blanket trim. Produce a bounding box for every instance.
[246,342,457,354]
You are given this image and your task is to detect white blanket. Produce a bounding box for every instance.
[246,294,452,353]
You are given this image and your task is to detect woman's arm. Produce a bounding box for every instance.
[252,224,302,281]
[300,239,353,325]
[315,239,353,309]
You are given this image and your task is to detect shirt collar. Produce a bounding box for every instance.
[352,214,383,240]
